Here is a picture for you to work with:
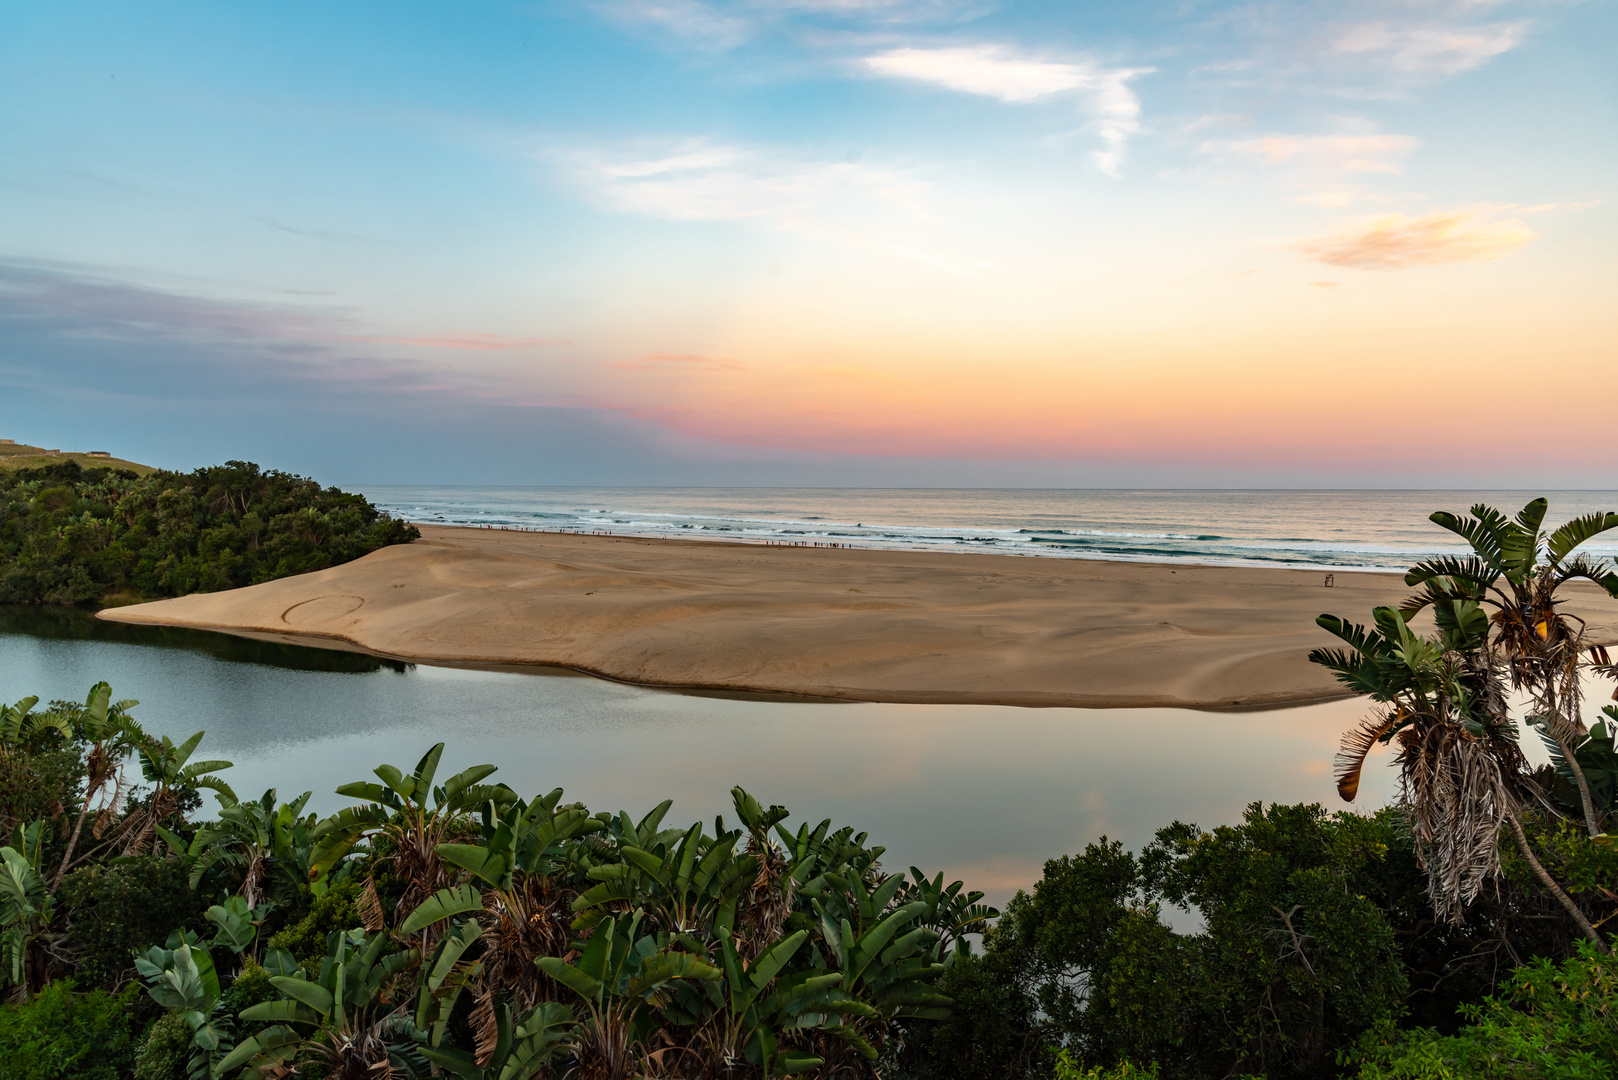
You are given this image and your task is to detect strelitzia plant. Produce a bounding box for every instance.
[218,929,428,1079]
[1314,599,1608,950]
[1401,499,1618,835]
[535,910,721,1080]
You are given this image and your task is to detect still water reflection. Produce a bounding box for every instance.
[1,606,1396,904]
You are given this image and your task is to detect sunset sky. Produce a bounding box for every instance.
[2,0,1613,486]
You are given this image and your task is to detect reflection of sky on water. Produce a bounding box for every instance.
[2,613,1410,905]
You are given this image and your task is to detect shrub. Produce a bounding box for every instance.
[264,878,361,961]
[1053,1052,1162,1079]
[59,857,207,989]
[0,981,141,1080]
[1350,941,1618,1080]
[902,949,1050,1079]
[132,1011,191,1080]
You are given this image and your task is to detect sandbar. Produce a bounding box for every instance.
[96,526,1618,709]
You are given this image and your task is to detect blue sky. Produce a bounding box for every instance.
[2,1,1614,486]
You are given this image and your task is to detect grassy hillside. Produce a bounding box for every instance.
[0,441,157,475]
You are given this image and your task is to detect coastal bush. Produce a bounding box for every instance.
[262,877,362,961]
[3,686,1615,1080]
[58,857,207,990]
[1347,941,1618,1079]
[967,803,1420,1079]
[131,1010,192,1080]
[902,949,1049,1079]
[0,980,141,1080]
[0,459,418,606]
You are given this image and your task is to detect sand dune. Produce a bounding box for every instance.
[96,526,1618,709]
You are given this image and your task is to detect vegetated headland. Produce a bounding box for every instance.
[0,457,418,606]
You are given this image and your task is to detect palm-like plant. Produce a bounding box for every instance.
[1402,499,1618,835]
[219,929,429,1079]
[896,867,998,957]
[51,683,144,889]
[134,931,236,1077]
[436,789,603,1053]
[125,729,236,856]
[420,997,574,1080]
[309,743,514,936]
[571,820,754,941]
[673,929,856,1078]
[0,843,60,1000]
[180,789,313,911]
[732,789,794,963]
[1313,605,1529,924]
[535,910,722,1080]
[1315,498,1618,951]
[0,697,71,837]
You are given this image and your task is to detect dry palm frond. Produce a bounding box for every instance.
[738,833,792,962]
[1335,708,1398,803]
[358,876,388,933]
[1397,723,1515,923]
[470,873,578,1063]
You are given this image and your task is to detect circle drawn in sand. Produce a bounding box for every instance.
[282,595,366,626]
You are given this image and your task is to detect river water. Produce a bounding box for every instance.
[0,605,1408,904]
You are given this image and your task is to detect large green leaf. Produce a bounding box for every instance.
[399,883,484,935]
[1548,511,1618,566]
[268,975,334,1017]
[534,955,603,1002]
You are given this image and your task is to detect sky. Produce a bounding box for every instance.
[1,0,1614,487]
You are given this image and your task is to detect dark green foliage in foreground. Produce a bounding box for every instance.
[59,858,208,991]
[0,980,141,1080]
[131,1011,192,1080]
[1349,942,1618,1079]
[0,459,417,605]
[914,802,1616,1080]
[2,683,1615,1080]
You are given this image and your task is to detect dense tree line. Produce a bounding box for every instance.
[0,460,418,605]
[0,499,1614,1079]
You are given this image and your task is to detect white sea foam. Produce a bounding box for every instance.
[362,487,1618,573]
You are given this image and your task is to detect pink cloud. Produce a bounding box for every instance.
[1294,209,1534,270]
[611,352,747,372]
[350,332,567,351]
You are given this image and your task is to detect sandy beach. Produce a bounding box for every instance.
[97,526,1617,709]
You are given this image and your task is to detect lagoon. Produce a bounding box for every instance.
[1,604,1398,905]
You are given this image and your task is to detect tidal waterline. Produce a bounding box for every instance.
[1,606,1398,904]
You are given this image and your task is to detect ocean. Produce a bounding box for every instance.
[361,488,1618,573]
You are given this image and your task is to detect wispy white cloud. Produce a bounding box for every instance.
[1293,207,1535,269]
[594,0,749,49]
[573,142,932,225]
[863,46,1151,176]
[1334,20,1527,74]
[592,0,981,48]
[556,140,990,274]
[865,46,1093,102]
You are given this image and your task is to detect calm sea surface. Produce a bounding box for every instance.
[1,606,1411,905]
[363,488,1618,572]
